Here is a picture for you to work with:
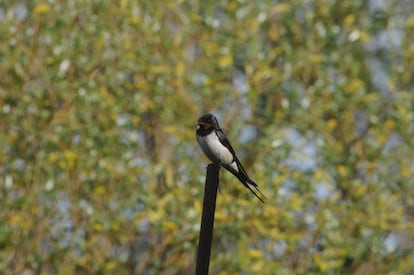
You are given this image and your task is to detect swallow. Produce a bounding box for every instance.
[196,113,265,202]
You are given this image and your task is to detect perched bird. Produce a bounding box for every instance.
[196,113,265,202]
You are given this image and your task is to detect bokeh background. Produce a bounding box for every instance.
[1,0,414,274]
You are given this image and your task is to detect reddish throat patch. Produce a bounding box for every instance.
[199,122,212,129]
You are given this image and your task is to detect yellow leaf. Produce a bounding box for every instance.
[251,261,265,272]
[165,164,174,187]
[64,150,78,161]
[290,193,302,211]
[384,119,395,130]
[347,78,366,93]
[407,14,414,27]
[120,0,128,9]
[337,165,347,177]
[227,1,239,12]
[130,16,141,25]
[48,152,58,162]
[132,116,140,126]
[253,219,267,234]
[204,42,220,55]
[9,213,22,225]
[248,249,263,260]
[401,167,410,178]
[94,186,106,196]
[314,253,328,272]
[272,3,290,14]
[175,62,185,76]
[268,27,279,42]
[191,13,202,23]
[133,214,142,225]
[111,222,121,232]
[344,14,356,26]
[93,223,104,232]
[327,259,345,269]
[307,54,324,63]
[58,160,66,169]
[359,31,371,41]
[148,210,161,223]
[269,229,281,239]
[105,261,118,271]
[163,125,177,134]
[264,204,278,218]
[327,119,337,131]
[151,65,169,74]
[215,211,227,222]
[354,184,366,198]
[362,93,379,103]
[275,110,283,119]
[163,220,178,231]
[34,4,50,14]
[218,55,233,68]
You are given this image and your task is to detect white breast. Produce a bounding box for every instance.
[197,133,234,166]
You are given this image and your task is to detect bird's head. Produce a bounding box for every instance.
[196,113,220,130]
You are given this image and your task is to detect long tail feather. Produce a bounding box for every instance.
[236,173,266,203]
[246,179,266,203]
[224,165,266,203]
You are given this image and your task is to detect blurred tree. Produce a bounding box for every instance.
[0,0,413,274]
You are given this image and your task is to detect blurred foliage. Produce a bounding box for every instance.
[1,0,414,274]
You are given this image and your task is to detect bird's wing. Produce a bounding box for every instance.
[216,128,266,203]
[215,128,251,181]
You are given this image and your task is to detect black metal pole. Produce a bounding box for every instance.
[195,163,220,275]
